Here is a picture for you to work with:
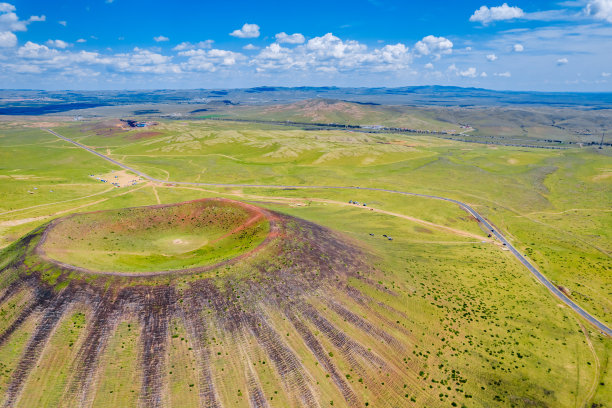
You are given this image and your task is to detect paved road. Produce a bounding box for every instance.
[45,128,612,336]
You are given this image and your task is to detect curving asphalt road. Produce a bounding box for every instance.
[44,128,612,336]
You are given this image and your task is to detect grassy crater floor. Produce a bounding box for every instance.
[38,198,270,274]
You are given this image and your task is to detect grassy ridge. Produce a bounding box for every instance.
[165,318,200,407]
[16,311,88,407]
[91,321,141,408]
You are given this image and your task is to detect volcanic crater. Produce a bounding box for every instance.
[0,198,425,407]
[37,198,274,276]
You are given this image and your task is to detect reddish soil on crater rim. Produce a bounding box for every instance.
[34,198,278,277]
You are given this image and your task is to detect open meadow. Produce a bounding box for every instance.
[0,115,610,407]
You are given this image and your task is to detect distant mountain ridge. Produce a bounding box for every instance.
[1,86,612,115]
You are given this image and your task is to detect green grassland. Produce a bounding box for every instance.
[0,116,610,407]
[259,203,610,407]
[37,119,609,324]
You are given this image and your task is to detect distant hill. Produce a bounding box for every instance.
[214,99,457,132]
[209,98,612,145]
[1,87,610,145]
[2,86,612,112]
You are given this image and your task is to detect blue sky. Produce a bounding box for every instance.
[1,0,611,91]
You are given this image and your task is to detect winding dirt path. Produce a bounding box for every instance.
[578,322,601,408]
[0,187,115,217]
[314,198,488,240]
[151,184,161,204]
[160,185,488,241]
[0,184,151,229]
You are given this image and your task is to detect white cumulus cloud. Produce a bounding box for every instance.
[486,53,498,61]
[46,39,69,48]
[414,35,453,59]
[495,71,511,77]
[11,42,185,75]
[17,41,58,59]
[243,43,259,50]
[252,43,296,71]
[470,3,525,25]
[305,33,367,59]
[252,33,414,73]
[28,15,45,22]
[513,43,524,52]
[0,3,45,32]
[0,3,15,12]
[0,30,16,47]
[585,0,612,23]
[113,48,179,74]
[179,48,245,72]
[154,35,169,42]
[557,57,569,65]
[459,67,477,78]
[4,38,264,78]
[275,32,305,44]
[230,23,260,38]
[376,43,412,68]
[173,40,213,51]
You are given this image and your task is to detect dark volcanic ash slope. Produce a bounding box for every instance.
[0,200,430,408]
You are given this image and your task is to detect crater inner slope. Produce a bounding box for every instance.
[37,198,271,274]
